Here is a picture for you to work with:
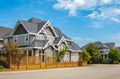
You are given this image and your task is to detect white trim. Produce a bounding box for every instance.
[10,20,19,36]
[51,44,58,50]
[24,34,29,42]
[37,21,58,37]
[29,33,37,35]
[20,20,31,33]
[10,20,30,36]
[47,21,58,37]
[0,38,3,40]
[57,36,64,46]
[19,47,42,49]
[37,21,49,35]
[13,36,18,43]
[69,49,81,52]
[43,40,50,49]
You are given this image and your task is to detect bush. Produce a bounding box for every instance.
[0,60,9,68]
[113,61,119,64]
[0,65,4,70]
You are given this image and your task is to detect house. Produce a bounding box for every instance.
[0,26,12,53]
[116,47,120,52]
[1,18,81,63]
[81,41,115,61]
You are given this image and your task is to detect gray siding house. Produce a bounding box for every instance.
[1,18,81,62]
[0,26,12,53]
[81,41,115,61]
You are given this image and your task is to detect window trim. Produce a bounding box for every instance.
[13,36,18,43]
[25,34,29,42]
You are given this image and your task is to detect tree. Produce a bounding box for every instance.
[57,45,68,62]
[4,41,23,69]
[81,50,91,62]
[86,43,101,63]
[108,48,120,64]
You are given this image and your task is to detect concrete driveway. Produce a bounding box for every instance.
[0,64,120,79]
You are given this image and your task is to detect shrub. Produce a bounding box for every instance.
[0,65,4,70]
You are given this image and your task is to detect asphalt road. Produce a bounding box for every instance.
[0,64,120,79]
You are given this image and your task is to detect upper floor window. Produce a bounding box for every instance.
[13,36,18,43]
[25,34,29,42]
[37,33,46,40]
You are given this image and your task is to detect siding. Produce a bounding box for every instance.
[63,52,70,62]
[44,47,54,57]
[14,34,30,46]
[71,52,79,62]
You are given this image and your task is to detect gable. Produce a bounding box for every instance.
[14,24,28,35]
[44,26,55,36]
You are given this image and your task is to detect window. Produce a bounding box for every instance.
[37,33,46,40]
[28,50,32,56]
[13,36,18,43]
[4,38,8,44]
[25,34,29,42]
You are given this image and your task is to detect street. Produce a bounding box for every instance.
[0,64,120,79]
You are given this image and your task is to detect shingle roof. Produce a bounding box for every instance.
[21,20,47,34]
[104,42,115,49]
[53,37,62,45]
[81,41,110,50]
[94,41,108,49]
[30,39,49,48]
[69,42,81,52]
[53,27,70,39]
[116,47,120,52]
[0,26,12,38]
[28,18,44,23]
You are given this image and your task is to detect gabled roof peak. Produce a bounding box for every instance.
[28,17,46,24]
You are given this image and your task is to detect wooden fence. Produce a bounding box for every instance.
[10,56,85,70]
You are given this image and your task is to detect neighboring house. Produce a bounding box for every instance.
[0,26,12,53]
[81,41,115,61]
[1,18,81,62]
[116,47,120,52]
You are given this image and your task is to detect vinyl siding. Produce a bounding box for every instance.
[13,34,30,46]
[63,52,70,62]
[71,52,79,62]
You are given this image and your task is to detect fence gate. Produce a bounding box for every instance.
[40,54,46,68]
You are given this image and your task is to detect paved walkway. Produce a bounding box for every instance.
[0,64,120,79]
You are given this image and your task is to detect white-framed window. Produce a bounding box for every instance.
[13,36,18,43]
[4,38,8,44]
[25,34,29,42]
[37,33,46,40]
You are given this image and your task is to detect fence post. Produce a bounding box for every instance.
[9,54,12,69]
[26,55,28,70]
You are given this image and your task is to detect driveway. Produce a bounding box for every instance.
[0,64,120,79]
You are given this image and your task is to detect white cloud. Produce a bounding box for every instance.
[101,0,112,4]
[87,7,120,23]
[53,0,97,16]
[53,0,120,23]
[53,0,115,16]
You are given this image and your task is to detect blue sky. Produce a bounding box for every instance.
[0,0,120,47]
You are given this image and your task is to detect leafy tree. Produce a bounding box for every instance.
[86,43,101,63]
[108,48,120,64]
[81,50,91,62]
[57,45,68,62]
[4,42,23,69]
